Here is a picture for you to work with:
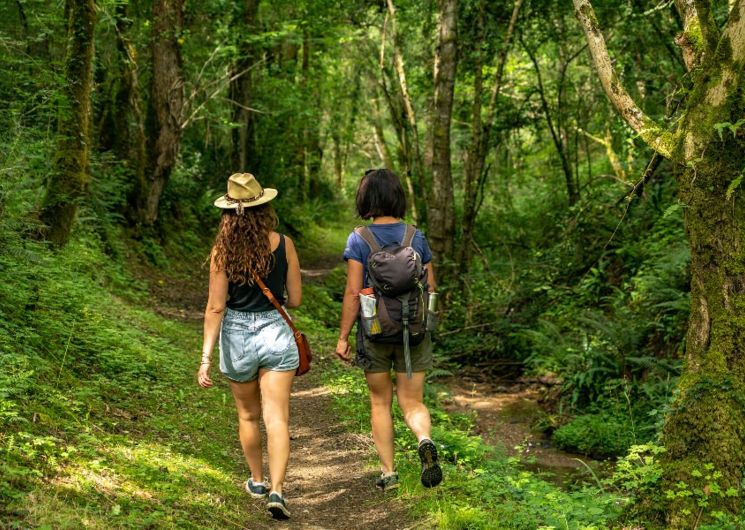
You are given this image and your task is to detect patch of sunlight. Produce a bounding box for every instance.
[292,386,332,398]
[323,382,352,395]
[49,440,235,506]
[435,505,489,530]
[24,491,111,530]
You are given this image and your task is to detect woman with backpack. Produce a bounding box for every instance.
[197,173,302,520]
[335,168,443,492]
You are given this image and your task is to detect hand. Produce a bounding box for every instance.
[197,363,213,388]
[335,338,352,364]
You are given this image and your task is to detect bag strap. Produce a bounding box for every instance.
[355,226,382,253]
[356,224,417,251]
[402,224,416,248]
[252,273,301,338]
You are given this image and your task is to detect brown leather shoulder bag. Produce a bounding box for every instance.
[253,274,311,376]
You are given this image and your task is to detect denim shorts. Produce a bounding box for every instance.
[219,308,299,382]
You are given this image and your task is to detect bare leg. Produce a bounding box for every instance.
[365,371,395,474]
[229,378,263,483]
[395,371,431,443]
[259,369,295,495]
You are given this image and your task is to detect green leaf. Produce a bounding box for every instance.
[663,203,682,218]
[725,174,743,201]
[714,122,729,141]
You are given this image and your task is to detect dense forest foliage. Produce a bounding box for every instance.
[2,0,745,528]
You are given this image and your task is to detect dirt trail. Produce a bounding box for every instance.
[138,259,418,529]
[254,375,416,530]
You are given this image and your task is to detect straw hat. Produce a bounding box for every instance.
[214,173,277,212]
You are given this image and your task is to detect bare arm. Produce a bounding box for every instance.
[198,250,228,388]
[284,236,302,308]
[426,261,437,292]
[335,259,364,361]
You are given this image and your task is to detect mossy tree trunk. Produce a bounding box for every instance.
[374,39,419,223]
[386,0,427,225]
[574,0,745,526]
[134,0,184,226]
[40,0,96,248]
[661,140,745,527]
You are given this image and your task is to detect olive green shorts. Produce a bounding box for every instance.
[355,329,433,373]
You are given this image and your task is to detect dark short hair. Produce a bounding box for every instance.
[355,169,406,220]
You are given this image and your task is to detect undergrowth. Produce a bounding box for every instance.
[0,171,264,527]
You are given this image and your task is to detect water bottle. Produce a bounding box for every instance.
[360,290,382,336]
[426,292,439,332]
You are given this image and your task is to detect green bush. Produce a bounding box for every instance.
[553,412,636,458]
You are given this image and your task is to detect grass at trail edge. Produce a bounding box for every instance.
[0,227,268,528]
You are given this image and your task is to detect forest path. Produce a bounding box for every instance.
[136,256,419,529]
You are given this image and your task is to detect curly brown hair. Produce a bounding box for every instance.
[212,205,279,285]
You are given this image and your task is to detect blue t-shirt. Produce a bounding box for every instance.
[343,223,432,288]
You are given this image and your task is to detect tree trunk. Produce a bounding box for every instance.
[303,30,323,197]
[372,94,395,170]
[524,38,578,206]
[40,0,96,248]
[657,143,745,527]
[230,0,259,172]
[427,0,457,263]
[136,0,185,226]
[332,130,343,188]
[574,0,745,525]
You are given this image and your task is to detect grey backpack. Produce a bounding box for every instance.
[356,224,429,377]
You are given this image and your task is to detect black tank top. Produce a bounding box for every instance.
[227,235,288,312]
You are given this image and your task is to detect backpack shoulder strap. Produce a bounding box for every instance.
[354,225,382,253]
[402,224,417,248]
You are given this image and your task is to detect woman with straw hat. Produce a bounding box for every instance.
[198,172,301,520]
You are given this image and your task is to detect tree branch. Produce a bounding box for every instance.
[675,0,705,69]
[573,0,679,161]
[692,0,720,57]
[484,0,525,125]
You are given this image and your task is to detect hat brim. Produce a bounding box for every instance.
[213,188,278,209]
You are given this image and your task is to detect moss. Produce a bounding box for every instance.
[660,381,745,528]
[686,19,704,54]
[40,0,96,248]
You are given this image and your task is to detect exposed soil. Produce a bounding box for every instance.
[253,375,416,530]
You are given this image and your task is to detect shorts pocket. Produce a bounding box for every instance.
[220,327,247,361]
[260,319,294,355]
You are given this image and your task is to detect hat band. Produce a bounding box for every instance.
[225,190,264,204]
